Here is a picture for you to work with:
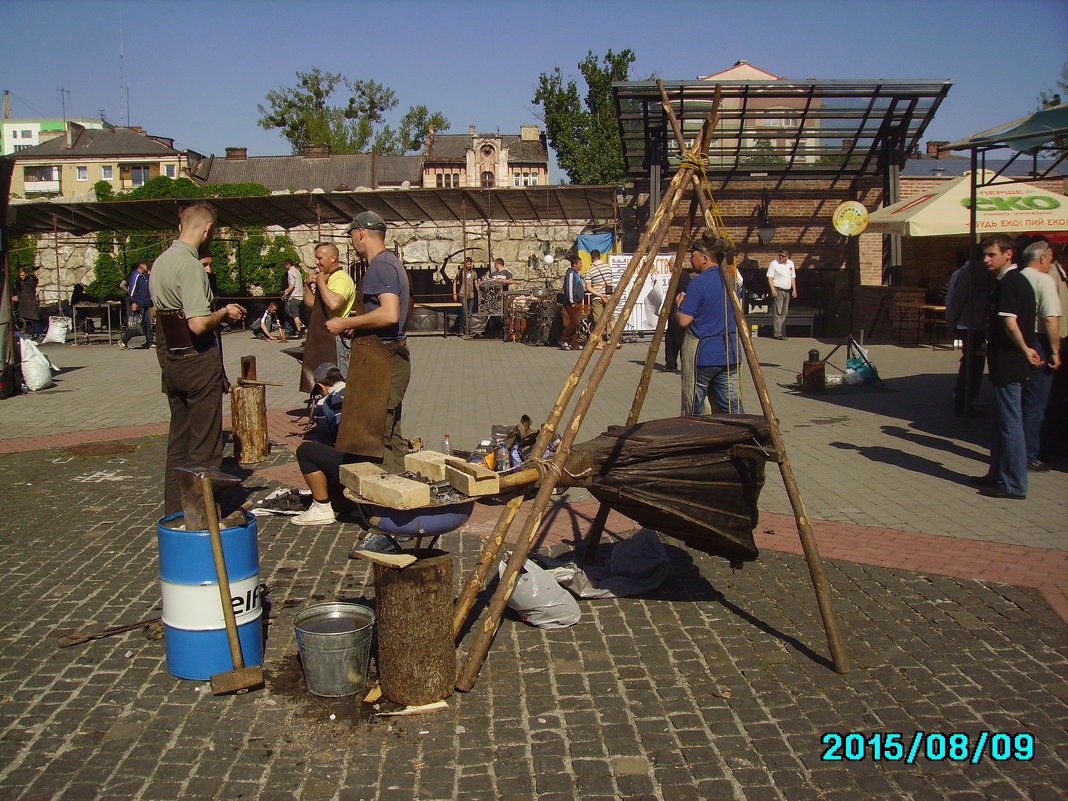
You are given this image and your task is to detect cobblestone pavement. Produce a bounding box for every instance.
[0,333,1066,800]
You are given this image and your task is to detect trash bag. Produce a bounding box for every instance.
[19,336,57,391]
[125,313,144,338]
[502,558,581,629]
[42,316,71,344]
[541,528,671,599]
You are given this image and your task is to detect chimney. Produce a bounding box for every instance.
[520,125,540,142]
[303,143,330,158]
[469,125,477,137]
[926,140,949,158]
[424,125,436,154]
[225,146,248,160]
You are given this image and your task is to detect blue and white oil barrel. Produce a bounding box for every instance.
[157,512,263,680]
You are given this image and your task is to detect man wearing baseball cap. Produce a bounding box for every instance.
[325,210,411,472]
[676,232,745,415]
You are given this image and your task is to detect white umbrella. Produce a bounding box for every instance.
[867,175,1068,237]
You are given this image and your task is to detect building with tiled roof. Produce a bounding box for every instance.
[423,125,548,188]
[6,122,186,199]
[192,145,423,192]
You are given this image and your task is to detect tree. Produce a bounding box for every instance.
[258,67,447,156]
[533,49,636,185]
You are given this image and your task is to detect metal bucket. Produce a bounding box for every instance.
[157,511,263,680]
[293,602,376,697]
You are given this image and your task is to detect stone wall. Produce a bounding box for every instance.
[20,220,592,303]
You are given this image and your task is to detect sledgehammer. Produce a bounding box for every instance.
[175,466,264,695]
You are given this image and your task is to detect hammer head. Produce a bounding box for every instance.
[210,665,265,696]
[174,466,242,531]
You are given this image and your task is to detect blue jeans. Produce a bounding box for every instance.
[989,380,1027,496]
[452,298,476,334]
[692,364,744,415]
[1022,338,1054,464]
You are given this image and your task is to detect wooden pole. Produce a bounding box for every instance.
[456,127,712,690]
[451,493,523,640]
[657,81,850,674]
[580,194,701,565]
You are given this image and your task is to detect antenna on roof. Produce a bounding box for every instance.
[58,87,70,127]
[119,21,128,127]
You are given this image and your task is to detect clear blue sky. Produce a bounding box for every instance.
[2,0,1065,179]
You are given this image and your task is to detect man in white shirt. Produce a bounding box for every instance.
[766,250,797,340]
[1019,240,1061,471]
[281,258,305,338]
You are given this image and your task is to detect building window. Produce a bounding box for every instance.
[514,173,521,187]
[131,165,151,187]
[481,171,494,188]
[21,129,32,138]
[452,173,460,187]
[164,164,176,178]
[436,174,444,188]
[76,166,88,181]
[24,165,58,182]
[530,173,538,186]
[101,165,113,180]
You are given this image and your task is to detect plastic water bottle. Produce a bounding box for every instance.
[442,434,452,456]
[494,435,509,473]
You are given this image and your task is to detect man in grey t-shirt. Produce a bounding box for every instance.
[282,258,305,338]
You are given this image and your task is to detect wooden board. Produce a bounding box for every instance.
[339,462,388,495]
[359,474,432,510]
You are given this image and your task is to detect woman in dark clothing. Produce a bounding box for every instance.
[15,268,43,340]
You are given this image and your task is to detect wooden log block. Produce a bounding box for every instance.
[374,549,455,706]
[404,450,453,482]
[339,462,388,495]
[230,384,269,463]
[444,458,500,496]
[359,474,431,509]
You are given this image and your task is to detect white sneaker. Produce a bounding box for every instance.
[290,500,336,526]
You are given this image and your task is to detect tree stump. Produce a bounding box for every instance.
[230,384,269,463]
[373,549,455,706]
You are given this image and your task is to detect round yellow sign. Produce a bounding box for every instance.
[832,201,869,236]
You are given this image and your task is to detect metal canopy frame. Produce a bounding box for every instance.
[945,103,1068,188]
[613,78,952,186]
[5,186,616,237]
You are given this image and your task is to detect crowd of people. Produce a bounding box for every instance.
[950,234,1066,500]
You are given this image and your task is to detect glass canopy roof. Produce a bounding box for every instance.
[613,78,952,186]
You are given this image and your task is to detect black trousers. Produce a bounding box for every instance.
[954,330,986,414]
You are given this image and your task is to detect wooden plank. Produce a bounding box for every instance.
[404,450,453,482]
[360,474,432,509]
[351,550,418,569]
[444,458,500,496]
[339,462,388,495]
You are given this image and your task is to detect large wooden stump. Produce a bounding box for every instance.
[373,549,455,706]
[230,384,269,463]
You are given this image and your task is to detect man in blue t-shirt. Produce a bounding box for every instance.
[325,210,411,472]
[676,233,745,415]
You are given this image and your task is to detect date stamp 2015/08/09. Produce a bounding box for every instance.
[821,732,1034,764]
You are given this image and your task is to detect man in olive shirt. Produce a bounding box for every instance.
[150,203,246,514]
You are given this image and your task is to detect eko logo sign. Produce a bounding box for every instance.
[961,195,1062,211]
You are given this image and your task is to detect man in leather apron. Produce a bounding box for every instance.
[150,203,247,514]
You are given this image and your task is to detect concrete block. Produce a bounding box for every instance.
[404,450,452,482]
[339,462,387,495]
[444,458,500,497]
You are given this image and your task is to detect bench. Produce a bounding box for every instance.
[744,306,817,338]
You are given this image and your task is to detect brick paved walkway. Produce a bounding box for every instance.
[0,334,1065,799]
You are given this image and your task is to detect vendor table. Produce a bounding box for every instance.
[412,302,464,338]
[72,301,123,345]
[894,302,947,347]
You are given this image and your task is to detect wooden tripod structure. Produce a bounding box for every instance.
[454,84,849,691]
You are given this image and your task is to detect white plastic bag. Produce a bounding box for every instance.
[502,558,581,629]
[19,337,57,391]
[543,528,671,599]
[42,316,71,344]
